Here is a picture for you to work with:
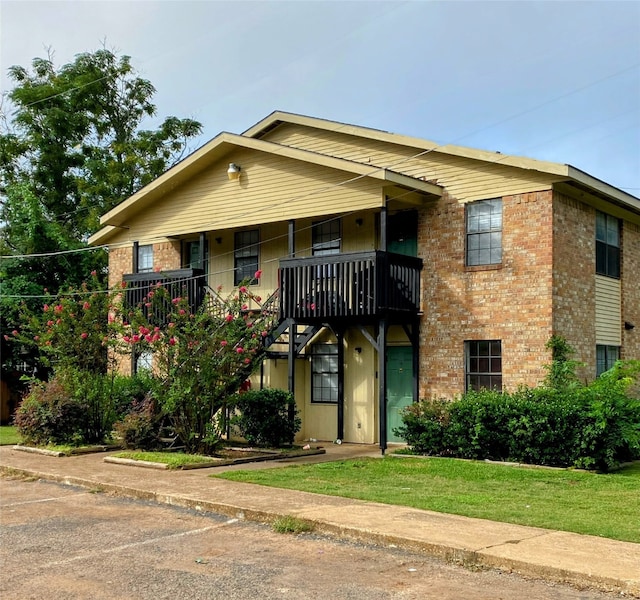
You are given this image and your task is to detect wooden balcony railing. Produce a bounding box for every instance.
[279,251,422,322]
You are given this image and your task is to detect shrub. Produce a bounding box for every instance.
[393,398,450,455]
[231,388,301,448]
[113,395,162,450]
[14,376,86,446]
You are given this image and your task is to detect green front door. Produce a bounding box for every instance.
[386,346,414,443]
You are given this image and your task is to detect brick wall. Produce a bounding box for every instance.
[622,221,640,361]
[552,192,596,380]
[418,189,554,398]
[108,241,182,375]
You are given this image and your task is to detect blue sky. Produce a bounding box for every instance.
[1,1,639,195]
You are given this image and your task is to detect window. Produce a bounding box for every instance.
[312,219,341,256]
[134,349,153,374]
[137,245,153,273]
[596,212,620,278]
[184,240,208,274]
[466,199,502,266]
[465,340,502,391]
[596,345,619,376]
[311,344,339,403]
[234,229,259,285]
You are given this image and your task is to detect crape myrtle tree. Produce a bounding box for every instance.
[115,272,277,454]
[0,48,202,384]
[9,271,278,453]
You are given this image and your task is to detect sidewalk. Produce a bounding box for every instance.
[1,443,638,597]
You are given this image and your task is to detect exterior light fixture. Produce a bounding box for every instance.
[625,321,635,331]
[227,163,241,181]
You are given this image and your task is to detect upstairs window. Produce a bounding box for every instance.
[234,229,259,285]
[137,245,153,273]
[312,219,341,257]
[466,199,502,266]
[596,212,620,279]
[465,340,502,391]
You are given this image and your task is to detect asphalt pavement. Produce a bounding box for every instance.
[0,443,638,597]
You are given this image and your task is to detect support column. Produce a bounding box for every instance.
[288,219,295,257]
[132,241,139,273]
[287,319,296,425]
[337,328,345,442]
[377,319,388,455]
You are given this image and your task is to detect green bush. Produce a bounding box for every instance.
[231,388,301,448]
[14,376,86,446]
[113,395,162,450]
[395,359,640,471]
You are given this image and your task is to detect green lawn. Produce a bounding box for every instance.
[215,456,640,543]
[0,426,20,446]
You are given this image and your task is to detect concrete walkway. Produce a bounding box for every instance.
[1,443,638,597]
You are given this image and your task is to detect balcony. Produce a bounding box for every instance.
[279,251,422,323]
[122,268,206,324]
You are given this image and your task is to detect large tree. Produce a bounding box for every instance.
[0,48,202,382]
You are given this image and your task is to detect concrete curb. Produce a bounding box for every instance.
[1,464,637,597]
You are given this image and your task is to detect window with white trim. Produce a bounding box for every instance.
[137,245,153,273]
[596,211,620,279]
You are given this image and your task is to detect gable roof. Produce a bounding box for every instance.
[244,111,640,214]
[88,131,442,245]
[89,111,640,246]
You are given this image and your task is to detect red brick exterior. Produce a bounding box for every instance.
[552,192,596,380]
[622,221,640,361]
[418,189,554,398]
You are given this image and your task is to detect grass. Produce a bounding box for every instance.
[113,450,216,469]
[0,426,20,446]
[272,515,315,534]
[215,456,640,543]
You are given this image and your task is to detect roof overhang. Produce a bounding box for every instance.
[89,132,442,246]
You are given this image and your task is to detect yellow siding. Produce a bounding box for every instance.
[106,148,384,245]
[595,275,622,345]
[261,124,562,202]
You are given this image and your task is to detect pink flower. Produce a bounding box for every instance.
[56,319,62,325]
[172,297,181,305]
[3,335,9,341]
[254,269,262,279]
[139,326,150,335]
[236,347,244,354]
[242,304,248,310]
[43,304,50,312]
[12,330,18,336]
[108,315,115,323]
[80,332,88,340]
[239,286,247,293]
[154,326,160,332]
[34,336,40,341]
[83,302,90,310]
[179,308,186,315]
[261,330,268,337]
[132,334,140,343]
[310,303,316,310]
[151,333,160,342]
[123,336,131,343]
[47,320,54,327]
[145,334,152,342]
[120,281,127,289]
[220,340,228,346]
[225,314,234,323]
[54,305,63,313]
[90,270,97,277]
[255,296,262,302]
[244,358,251,364]
[168,322,175,329]
[169,337,176,346]
[145,302,152,308]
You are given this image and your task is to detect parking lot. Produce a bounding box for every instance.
[1,475,618,599]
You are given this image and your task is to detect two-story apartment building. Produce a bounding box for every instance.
[89,111,640,451]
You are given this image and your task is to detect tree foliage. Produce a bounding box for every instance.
[0,48,202,381]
